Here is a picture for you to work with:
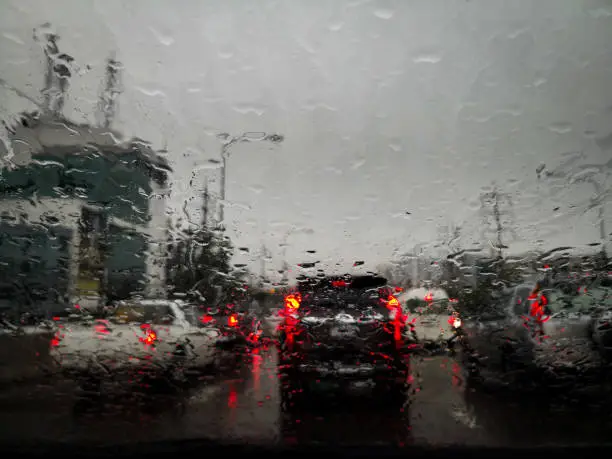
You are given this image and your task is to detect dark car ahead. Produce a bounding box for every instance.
[277,274,412,410]
[458,278,612,391]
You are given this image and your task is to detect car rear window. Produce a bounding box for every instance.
[405,299,452,315]
[111,303,175,325]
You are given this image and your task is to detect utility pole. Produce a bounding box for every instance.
[36,25,57,116]
[34,23,73,117]
[98,53,122,129]
[281,260,289,285]
[202,176,210,229]
[259,242,270,288]
[480,186,514,259]
[279,229,293,285]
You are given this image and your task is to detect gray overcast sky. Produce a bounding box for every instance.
[1,0,611,280]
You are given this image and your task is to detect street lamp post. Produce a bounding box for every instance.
[586,177,606,246]
[216,131,284,226]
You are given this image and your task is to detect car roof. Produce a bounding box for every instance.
[118,299,179,307]
[399,288,449,301]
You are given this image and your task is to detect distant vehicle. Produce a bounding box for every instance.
[398,288,461,348]
[50,298,221,392]
[277,274,411,410]
[189,300,263,348]
[458,279,612,389]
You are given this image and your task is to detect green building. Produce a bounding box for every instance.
[0,112,171,316]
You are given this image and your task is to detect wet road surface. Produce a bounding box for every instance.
[1,345,612,447]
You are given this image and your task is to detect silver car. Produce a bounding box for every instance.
[398,288,461,346]
[459,281,612,388]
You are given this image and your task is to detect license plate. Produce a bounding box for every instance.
[336,364,374,375]
[330,326,357,339]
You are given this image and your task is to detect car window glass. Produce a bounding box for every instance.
[112,304,174,325]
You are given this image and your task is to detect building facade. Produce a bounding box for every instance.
[0,112,171,315]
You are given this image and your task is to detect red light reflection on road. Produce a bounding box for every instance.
[451,361,462,387]
[228,386,238,409]
[252,348,262,393]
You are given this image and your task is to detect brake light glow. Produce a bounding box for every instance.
[387,295,401,309]
[200,314,215,324]
[385,295,405,343]
[424,293,434,303]
[143,331,157,345]
[139,324,158,345]
[332,280,347,288]
[452,318,462,328]
[228,314,239,327]
[50,334,61,348]
[94,320,110,335]
[284,294,301,311]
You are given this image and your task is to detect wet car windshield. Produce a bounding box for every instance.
[0,0,611,451]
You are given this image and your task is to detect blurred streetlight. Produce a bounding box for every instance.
[216,131,284,225]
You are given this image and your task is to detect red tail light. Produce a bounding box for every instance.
[139,324,158,345]
[50,334,61,348]
[424,293,433,303]
[387,295,401,309]
[94,321,111,335]
[200,314,215,325]
[284,293,301,312]
[385,295,405,342]
[143,331,157,345]
[228,313,239,327]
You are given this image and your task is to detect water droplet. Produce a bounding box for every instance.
[135,87,165,98]
[232,104,265,116]
[549,122,572,134]
[351,158,366,170]
[218,50,234,60]
[413,54,442,64]
[248,185,264,194]
[533,78,547,87]
[507,28,526,39]
[2,33,24,45]
[328,21,344,32]
[587,8,612,18]
[149,27,175,46]
[374,9,394,20]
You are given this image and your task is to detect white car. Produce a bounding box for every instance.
[50,299,221,388]
[398,288,460,345]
